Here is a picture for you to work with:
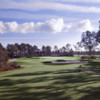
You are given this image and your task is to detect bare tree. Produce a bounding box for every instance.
[0,43,9,68]
[74,42,82,57]
[66,43,71,52]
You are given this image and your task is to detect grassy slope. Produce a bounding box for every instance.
[0,56,100,100]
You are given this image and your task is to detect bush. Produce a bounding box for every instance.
[81,56,88,59]
[81,56,96,60]
[10,62,21,69]
[89,56,96,59]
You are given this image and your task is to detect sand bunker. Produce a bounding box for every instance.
[51,60,88,64]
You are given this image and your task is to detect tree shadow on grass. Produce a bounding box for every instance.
[0,89,71,100]
[7,69,78,77]
[86,61,100,67]
[42,61,68,65]
[84,61,100,74]
[0,83,71,100]
[1,69,100,100]
[7,71,52,77]
[78,87,100,100]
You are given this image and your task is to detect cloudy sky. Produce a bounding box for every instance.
[0,0,100,48]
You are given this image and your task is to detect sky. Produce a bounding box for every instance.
[0,0,100,48]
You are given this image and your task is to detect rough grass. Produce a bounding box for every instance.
[0,56,100,100]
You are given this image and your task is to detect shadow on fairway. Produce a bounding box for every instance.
[7,69,79,77]
[78,87,100,100]
[86,61,100,66]
[1,69,100,100]
[7,71,52,77]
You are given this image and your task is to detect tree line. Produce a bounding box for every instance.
[6,43,74,58]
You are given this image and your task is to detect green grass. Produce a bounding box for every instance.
[0,56,100,100]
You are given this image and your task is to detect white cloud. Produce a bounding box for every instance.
[62,19,94,33]
[19,22,34,33]
[5,21,35,33]
[78,19,93,32]
[0,18,96,34]
[34,18,64,33]
[0,21,35,34]
[5,21,18,33]
[0,18,64,34]
[0,21,6,34]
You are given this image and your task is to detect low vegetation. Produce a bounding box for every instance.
[0,43,21,72]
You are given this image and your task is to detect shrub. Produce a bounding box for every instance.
[81,56,96,60]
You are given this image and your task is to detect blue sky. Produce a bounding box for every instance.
[0,0,100,48]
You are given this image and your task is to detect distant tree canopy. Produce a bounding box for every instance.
[81,31,98,55]
[6,43,41,58]
[41,46,51,56]
[7,44,18,58]
[96,30,100,43]
[66,43,71,52]
[4,43,75,58]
